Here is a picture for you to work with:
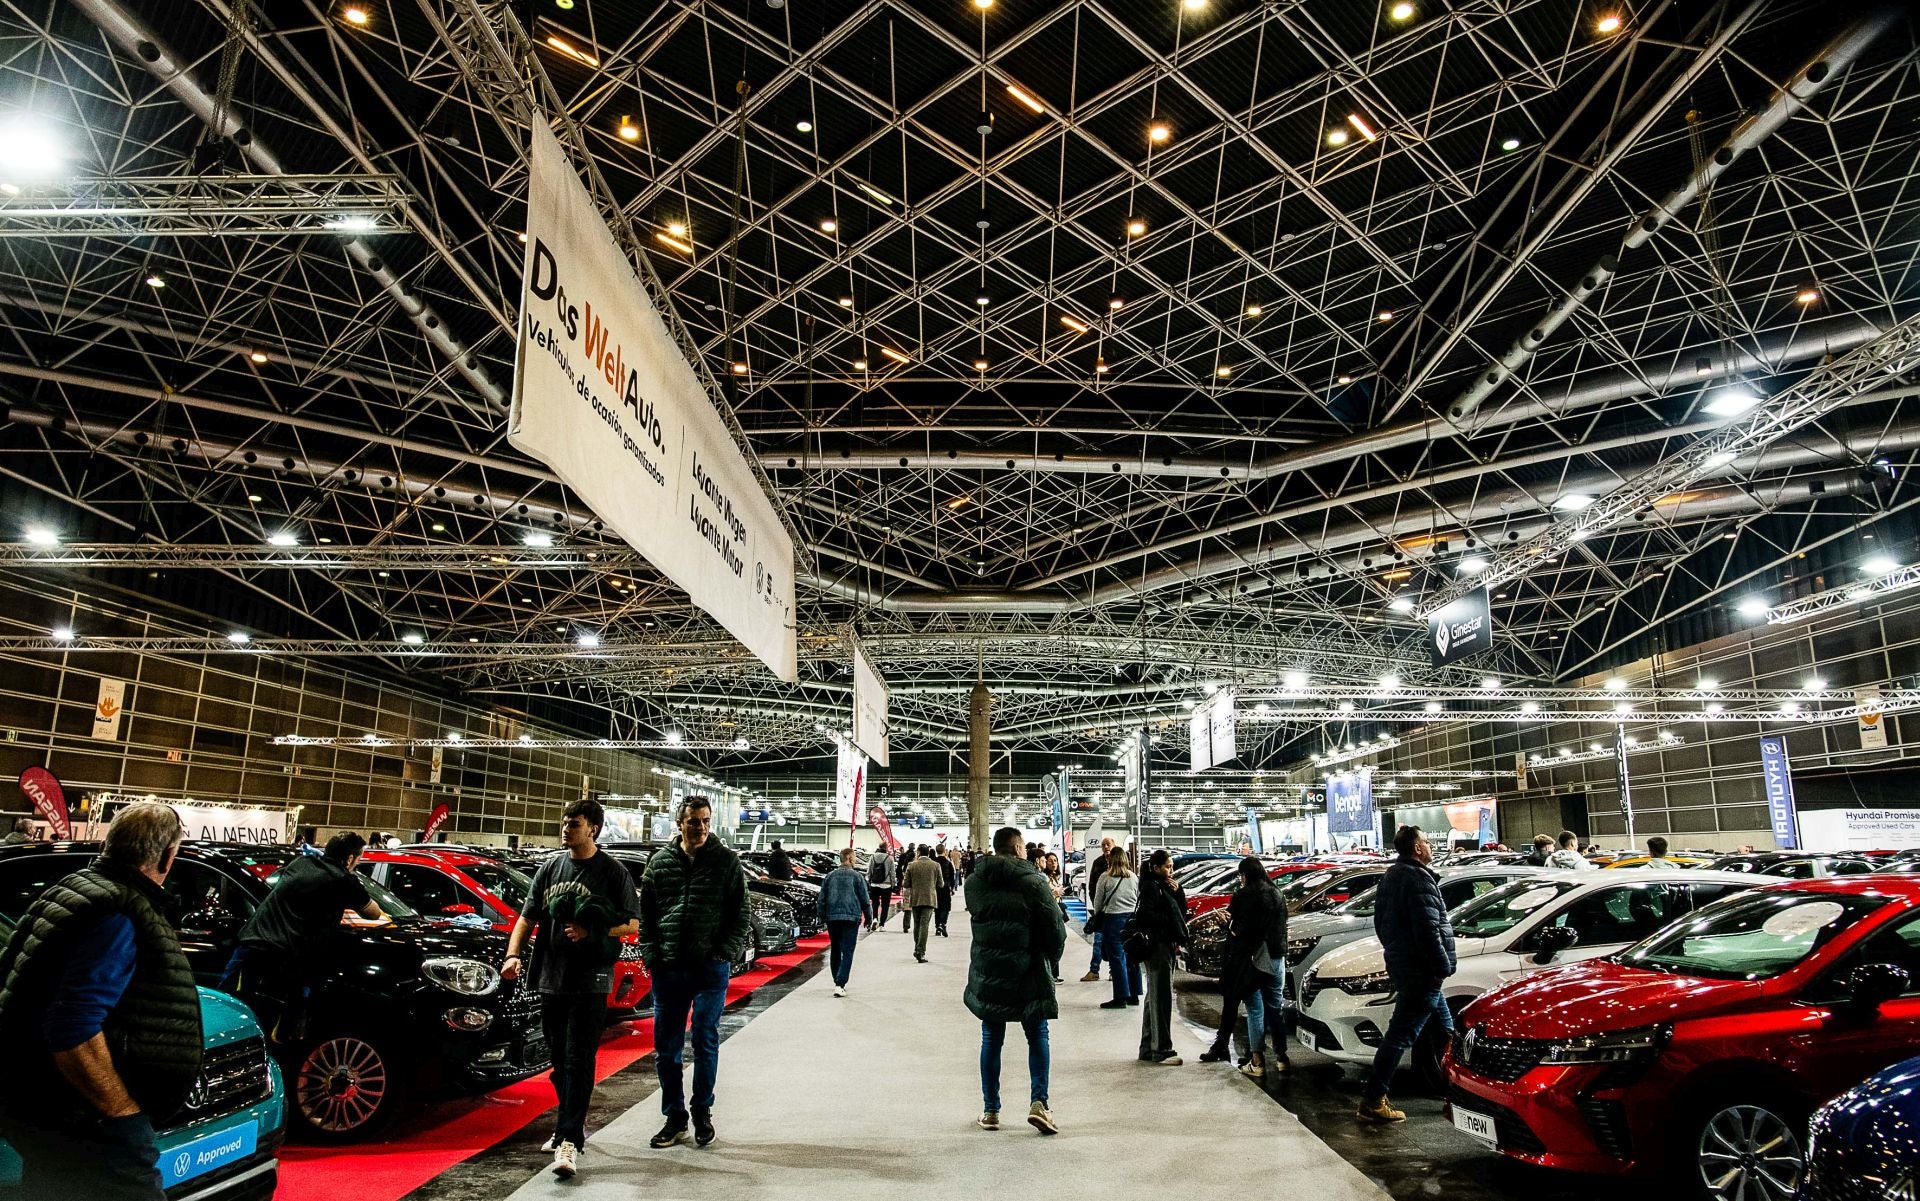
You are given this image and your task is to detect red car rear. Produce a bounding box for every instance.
[360,849,649,1016]
[1185,861,1338,918]
[1447,876,1920,1201]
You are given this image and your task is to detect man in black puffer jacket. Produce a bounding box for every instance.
[965,826,1067,1135]
[1358,824,1458,1124]
[0,801,201,1201]
[640,796,750,1151]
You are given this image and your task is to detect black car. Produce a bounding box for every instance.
[595,845,791,961]
[0,841,547,1141]
[740,849,824,881]
[1803,1054,1920,1200]
[739,860,826,937]
[1704,851,1879,877]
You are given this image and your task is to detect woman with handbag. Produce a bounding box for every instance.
[1133,849,1188,1064]
[1198,857,1289,1079]
[1089,846,1141,1009]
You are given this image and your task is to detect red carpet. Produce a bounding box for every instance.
[276,935,827,1201]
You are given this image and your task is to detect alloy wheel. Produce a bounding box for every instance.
[296,1036,390,1134]
[1698,1103,1804,1201]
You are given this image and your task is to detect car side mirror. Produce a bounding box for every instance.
[1837,961,1911,1015]
[440,903,478,916]
[1533,924,1579,964]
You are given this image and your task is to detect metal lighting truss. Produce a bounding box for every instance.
[1766,563,1920,624]
[273,735,736,750]
[0,175,408,238]
[1,0,1917,764]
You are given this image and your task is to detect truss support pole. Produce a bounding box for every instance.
[969,683,992,851]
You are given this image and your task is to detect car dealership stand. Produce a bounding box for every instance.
[496,919,1390,1201]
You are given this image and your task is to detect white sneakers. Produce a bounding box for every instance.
[550,1140,578,1178]
[833,985,846,998]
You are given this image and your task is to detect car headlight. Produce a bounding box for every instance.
[1331,970,1396,996]
[422,956,502,996]
[1286,937,1319,965]
[1539,1024,1667,1065]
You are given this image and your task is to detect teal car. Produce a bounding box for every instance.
[0,918,286,1200]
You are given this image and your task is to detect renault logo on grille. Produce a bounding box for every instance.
[1462,1025,1481,1065]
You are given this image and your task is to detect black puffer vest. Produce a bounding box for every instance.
[0,859,203,1123]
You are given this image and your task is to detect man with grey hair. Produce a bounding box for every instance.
[0,801,200,1200]
[639,795,749,1150]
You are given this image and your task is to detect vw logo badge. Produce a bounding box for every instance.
[183,1078,210,1110]
[1462,1025,1480,1065]
[172,1151,192,1179]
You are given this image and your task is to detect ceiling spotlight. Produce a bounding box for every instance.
[1337,374,1353,385]
[1522,701,1540,713]
[1458,555,1488,574]
[1704,388,1761,417]
[1387,596,1414,613]
[1423,701,1442,713]
[974,358,989,370]
[400,632,425,646]
[431,522,445,532]
[0,114,70,184]
[24,527,59,547]
[1126,218,1147,237]
[1480,676,1499,690]
[1389,0,1415,17]
[248,350,269,364]
[577,632,601,649]
[1697,677,1719,691]
[1604,677,1627,691]
[667,221,687,236]
[1804,677,1825,692]
[880,346,911,363]
[837,295,854,307]
[1595,13,1623,34]
[795,118,814,132]
[1736,596,1768,617]
[1378,673,1400,690]
[523,530,554,549]
[246,493,263,502]
[227,631,251,645]
[1060,314,1089,334]
[731,362,748,375]
[1376,309,1394,322]
[818,217,837,233]
[655,232,693,254]
[144,273,166,288]
[1148,122,1171,143]
[1347,113,1379,142]
[1553,493,1594,511]
[342,5,370,24]
[1006,83,1046,114]
[1245,303,1263,317]
[1108,294,1125,311]
[975,293,990,306]
[618,116,640,140]
[1796,287,1820,305]
[1215,365,1233,378]
[853,358,869,370]
[1501,137,1521,151]
[1863,555,1897,576]
[51,626,72,641]
[1326,128,1350,147]
[666,730,684,745]
[266,531,298,548]
[1094,356,1109,374]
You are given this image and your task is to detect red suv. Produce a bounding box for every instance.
[360,849,649,1016]
[1447,876,1920,1201]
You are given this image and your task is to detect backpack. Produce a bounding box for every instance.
[867,855,889,884]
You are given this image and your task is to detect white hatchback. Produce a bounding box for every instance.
[1294,867,1762,1090]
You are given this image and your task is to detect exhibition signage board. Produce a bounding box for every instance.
[1428,586,1493,667]
[512,122,796,680]
[1857,686,1889,750]
[1614,727,1633,821]
[1758,735,1799,850]
[1187,690,1238,771]
[850,640,890,766]
[835,739,866,826]
[172,804,294,845]
[1325,769,1375,836]
[1800,807,1920,850]
[1513,752,1527,790]
[18,766,69,838]
[92,677,126,742]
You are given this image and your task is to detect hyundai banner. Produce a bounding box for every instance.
[512,122,796,680]
[1428,586,1494,667]
[1759,735,1799,850]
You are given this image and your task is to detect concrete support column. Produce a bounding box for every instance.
[968,683,991,850]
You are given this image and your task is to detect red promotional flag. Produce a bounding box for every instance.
[18,766,69,839]
[423,802,451,842]
[867,804,901,853]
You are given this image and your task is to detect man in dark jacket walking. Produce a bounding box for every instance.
[1357,825,1457,1123]
[0,801,200,1201]
[965,827,1067,1135]
[639,796,751,1150]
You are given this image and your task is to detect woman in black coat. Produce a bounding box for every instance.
[1133,848,1189,1064]
[1198,857,1290,1078]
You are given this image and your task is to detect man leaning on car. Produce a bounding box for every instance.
[0,801,201,1201]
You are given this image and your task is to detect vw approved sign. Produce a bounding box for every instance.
[1428,586,1494,667]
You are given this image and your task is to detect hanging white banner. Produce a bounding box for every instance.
[1856,686,1889,751]
[850,640,890,767]
[91,677,126,742]
[834,739,866,826]
[512,122,797,680]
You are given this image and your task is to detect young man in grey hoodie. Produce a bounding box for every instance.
[1546,830,1592,870]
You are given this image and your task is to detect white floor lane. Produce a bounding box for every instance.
[506,908,1392,1201]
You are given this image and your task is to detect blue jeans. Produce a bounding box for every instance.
[1086,924,1104,975]
[827,920,860,986]
[1243,962,1287,1057]
[651,959,730,1117]
[1099,913,1141,1001]
[1362,981,1452,1102]
[980,1018,1049,1112]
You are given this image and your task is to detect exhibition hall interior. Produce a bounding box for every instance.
[1,0,1919,1198]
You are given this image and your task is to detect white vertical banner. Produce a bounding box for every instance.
[512,122,797,680]
[1188,706,1210,772]
[430,746,444,785]
[1857,686,1890,751]
[850,639,890,767]
[834,738,866,826]
[91,678,126,741]
[1208,689,1237,767]
[1514,751,1528,790]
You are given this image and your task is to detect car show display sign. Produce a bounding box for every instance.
[1187,689,1237,771]
[512,121,796,680]
[835,738,866,827]
[173,803,296,844]
[1325,769,1375,836]
[1856,686,1890,750]
[1428,586,1493,666]
[1758,735,1799,850]
[18,766,69,838]
[91,677,126,741]
[850,639,890,766]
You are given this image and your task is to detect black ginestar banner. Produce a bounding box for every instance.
[1428,586,1494,666]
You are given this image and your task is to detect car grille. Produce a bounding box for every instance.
[182,1035,272,1118]
[1577,1096,1631,1160]
[1448,1086,1547,1157]
[1451,1029,1548,1082]
[505,979,540,1027]
[1300,972,1327,1007]
[1286,937,1319,966]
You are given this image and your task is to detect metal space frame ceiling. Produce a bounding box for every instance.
[0,0,1917,770]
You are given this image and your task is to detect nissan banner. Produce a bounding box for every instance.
[1428,586,1494,667]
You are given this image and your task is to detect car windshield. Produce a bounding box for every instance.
[1618,889,1886,980]
[465,862,533,911]
[1450,877,1582,938]
[1278,870,1338,904]
[271,864,417,919]
[1335,885,1381,916]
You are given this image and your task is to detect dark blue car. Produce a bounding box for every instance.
[1802,1054,1920,1200]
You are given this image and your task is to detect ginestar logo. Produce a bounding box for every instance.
[1434,623,1452,656]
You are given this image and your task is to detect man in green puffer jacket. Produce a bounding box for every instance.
[964,826,1067,1136]
[639,795,749,1151]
